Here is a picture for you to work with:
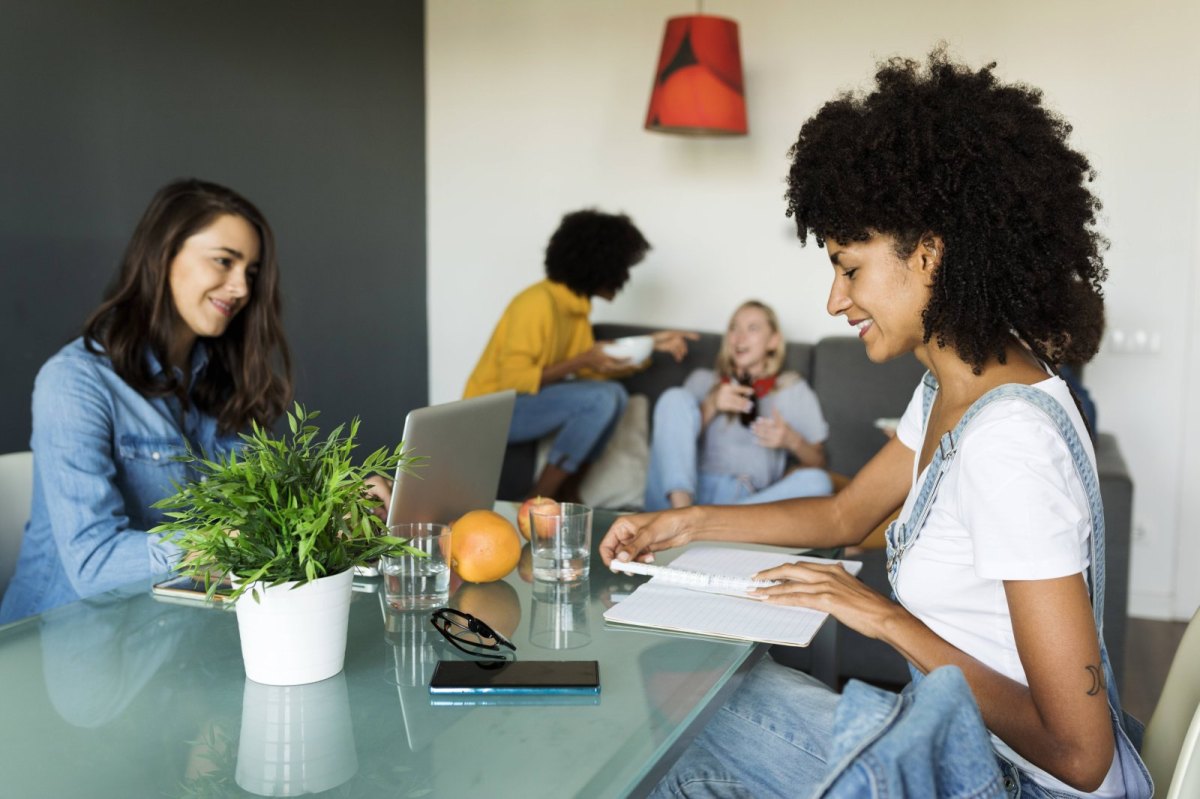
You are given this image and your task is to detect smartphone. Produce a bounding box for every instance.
[151,574,233,605]
[429,660,600,696]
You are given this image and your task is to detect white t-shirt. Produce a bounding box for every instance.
[893,375,1121,797]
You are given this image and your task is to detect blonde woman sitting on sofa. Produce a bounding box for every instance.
[643,300,832,511]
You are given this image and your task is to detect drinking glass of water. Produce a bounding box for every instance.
[380,523,451,610]
[529,503,592,582]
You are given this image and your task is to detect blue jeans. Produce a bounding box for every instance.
[813,667,1010,799]
[652,659,1019,799]
[507,380,627,473]
[644,387,832,511]
[651,657,839,798]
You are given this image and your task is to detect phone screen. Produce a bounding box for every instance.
[429,660,600,695]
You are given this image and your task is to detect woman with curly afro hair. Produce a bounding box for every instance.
[465,209,696,501]
[601,50,1151,798]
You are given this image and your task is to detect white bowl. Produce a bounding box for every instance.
[603,335,654,363]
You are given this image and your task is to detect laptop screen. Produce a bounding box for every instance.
[386,390,515,526]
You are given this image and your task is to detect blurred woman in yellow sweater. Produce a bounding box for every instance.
[465,209,694,501]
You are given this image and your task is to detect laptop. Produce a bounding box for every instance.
[385,390,516,526]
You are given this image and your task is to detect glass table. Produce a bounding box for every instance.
[0,504,790,798]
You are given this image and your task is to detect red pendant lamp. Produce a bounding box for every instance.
[644,14,747,136]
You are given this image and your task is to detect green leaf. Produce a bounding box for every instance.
[156,403,421,593]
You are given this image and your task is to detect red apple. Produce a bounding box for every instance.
[517,496,559,541]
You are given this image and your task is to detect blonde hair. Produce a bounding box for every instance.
[715,300,787,379]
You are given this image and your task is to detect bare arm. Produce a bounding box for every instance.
[924,576,1113,790]
[753,565,1113,791]
[791,437,826,468]
[651,330,700,361]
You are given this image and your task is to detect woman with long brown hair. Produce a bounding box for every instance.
[0,179,292,622]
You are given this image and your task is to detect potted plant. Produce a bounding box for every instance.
[153,404,421,686]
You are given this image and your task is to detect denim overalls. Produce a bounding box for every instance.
[815,374,1153,798]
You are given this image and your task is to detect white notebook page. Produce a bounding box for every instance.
[602,547,862,647]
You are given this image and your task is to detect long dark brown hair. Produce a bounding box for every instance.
[83,179,292,433]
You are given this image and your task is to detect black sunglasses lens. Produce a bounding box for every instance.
[429,608,515,660]
[467,617,497,638]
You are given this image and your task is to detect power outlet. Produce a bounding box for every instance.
[1108,329,1161,355]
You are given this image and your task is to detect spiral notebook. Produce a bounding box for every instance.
[602,547,862,647]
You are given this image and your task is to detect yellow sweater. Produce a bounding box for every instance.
[464,280,602,397]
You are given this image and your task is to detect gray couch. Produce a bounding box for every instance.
[499,322,1133,687]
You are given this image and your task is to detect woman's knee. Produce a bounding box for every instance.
[745,468,834,504]
[654,387,700,424]
[609,380,629,415]
[720,659,839,754]
[592,380,627,422]
[789,467,834,496]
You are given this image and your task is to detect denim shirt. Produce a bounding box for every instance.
[0,338,242,623]
[815,666,1008,799]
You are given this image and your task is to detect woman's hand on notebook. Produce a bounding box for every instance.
[599,509,696,566]
[749,560,902,641]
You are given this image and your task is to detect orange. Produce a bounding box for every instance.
[450,580,521,639]
[450,509,521,583]
[516,543,533,583]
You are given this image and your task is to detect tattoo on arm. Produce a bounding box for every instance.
[1086,664,1106,696]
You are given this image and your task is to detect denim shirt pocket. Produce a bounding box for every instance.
[115,435,192,529]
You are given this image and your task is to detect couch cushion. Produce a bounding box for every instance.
[809,337,926,476]
[532,393,651,510]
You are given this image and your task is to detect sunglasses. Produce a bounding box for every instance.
[429,607,517,661]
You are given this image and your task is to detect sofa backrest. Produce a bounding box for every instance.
[809,337,926,475]
[593,322,814,399]
[593,322,923,476]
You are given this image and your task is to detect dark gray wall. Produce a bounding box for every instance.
[0,0,426,456]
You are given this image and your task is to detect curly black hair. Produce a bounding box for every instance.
[544,209,651,297]
[785,48,1106,370]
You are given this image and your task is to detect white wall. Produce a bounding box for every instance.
[428,0,1200,619]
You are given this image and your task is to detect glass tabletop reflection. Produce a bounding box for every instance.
[0,503,764,798]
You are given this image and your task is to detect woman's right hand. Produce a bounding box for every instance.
[712,381,754,414]
[579,342,633,375]
[599,508,696,566]
[540,343,629,387]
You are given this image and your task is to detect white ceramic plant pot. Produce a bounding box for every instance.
[234,568,354,686]
[235,672,358,797]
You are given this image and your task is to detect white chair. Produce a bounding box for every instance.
[0,450,34,603]
[1163,704,1200,799]
[1141,609,1200,797]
